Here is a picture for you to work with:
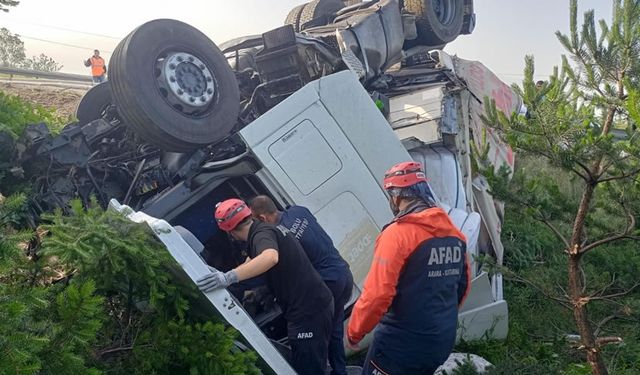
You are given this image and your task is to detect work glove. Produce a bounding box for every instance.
[345,332,361,351]
[196,267,238,292]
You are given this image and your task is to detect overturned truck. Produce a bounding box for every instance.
[6,0,520,373]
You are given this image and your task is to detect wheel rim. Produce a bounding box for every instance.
[156,52,217,116]
[431,0,457,26]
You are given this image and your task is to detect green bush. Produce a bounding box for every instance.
[41,199,192,320]
[0,195,104,374]
[0,197,259,374]
[123,320,260,374]
[40,199,260,373]
[0,90,68,137]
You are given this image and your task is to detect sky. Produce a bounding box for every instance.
[0,0,613,85]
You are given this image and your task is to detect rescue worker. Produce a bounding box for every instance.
[347,162,471,375]
[84,49,106,84]
[249,196,354,375]
[197,198,334,375]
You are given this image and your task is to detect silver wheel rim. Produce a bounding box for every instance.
[157,52,216,115]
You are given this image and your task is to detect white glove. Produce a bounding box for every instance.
[196,267,238,292]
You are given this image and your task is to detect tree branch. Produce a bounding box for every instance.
[569,42,618,101]
[590,283,640,301]
[555,282,570,299]
[594,314,619,337]
[581,212,636,253]
[539,218,571,250]
[597,166,640,183]
[573,159,594,181]
[511,140,590,181]
[591,275,617,298]
[511,126,547,137]
[595,336,623,347]
[582,234,638,254]
[96,346,134,357]
[570,167,590,183]
[598,153,634,177]
[506,273,572,310]
[96,344,152,358]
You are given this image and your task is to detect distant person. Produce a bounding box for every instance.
[535,80,545,90]
[84,49,106,84]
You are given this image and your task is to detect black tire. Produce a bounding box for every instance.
[299,0,344,31]
[76,82,112,125]
[109,28,166,147]
[109,19,240,152]
[405,0,465,46]
[284,3,307,32]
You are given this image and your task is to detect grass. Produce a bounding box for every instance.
[455,204,640,374]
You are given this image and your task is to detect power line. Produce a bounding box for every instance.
[24,21,123,40]
[4,17,124,40]
[20,35,114,54]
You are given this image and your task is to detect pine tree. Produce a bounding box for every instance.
[1,194,105,374]
[480,1,640,374]
[0,194,44,373]
[40,199,260,373]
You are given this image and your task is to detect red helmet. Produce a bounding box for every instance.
[215,198,252,232]
[383,161,428,189]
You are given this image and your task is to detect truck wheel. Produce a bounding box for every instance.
[76,81,112,125]
[108,19,240,152]
[284,3,307,32]
[405,0,465,46]
[299,0,344,31]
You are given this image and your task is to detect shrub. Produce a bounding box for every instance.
[40,199,260,373]
[0,90,67,137]
[0,197,259,374]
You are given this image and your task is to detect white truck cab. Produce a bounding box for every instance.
[111,52,517,374]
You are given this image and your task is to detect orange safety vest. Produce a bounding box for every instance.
[90,56,105,77]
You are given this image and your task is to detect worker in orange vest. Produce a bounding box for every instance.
[84,49,106,84]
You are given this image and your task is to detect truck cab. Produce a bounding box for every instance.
[112,52,515,372]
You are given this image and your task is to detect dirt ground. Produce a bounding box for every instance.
[0,83,87,119]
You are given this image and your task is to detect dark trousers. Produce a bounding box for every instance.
[288,302,334,375]
[361,335,442,375]
[325,269,354,375]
